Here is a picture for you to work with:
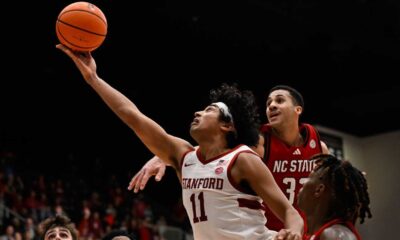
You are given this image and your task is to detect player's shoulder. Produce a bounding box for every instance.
[320,225,358,240]
[235,145,259,156]
[300,122,318,131]
[235,146,263,167]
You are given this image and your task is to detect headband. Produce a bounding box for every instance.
[213,102,233,122]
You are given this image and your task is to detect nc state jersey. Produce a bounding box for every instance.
[181,145,275,240]
[303,219,361,240]
[261,123,322,231]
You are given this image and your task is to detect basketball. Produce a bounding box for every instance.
[56,2,107,52]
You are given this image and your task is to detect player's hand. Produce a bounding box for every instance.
[127,156,167,193]
[56,44,97,84]
[273,229,301,240]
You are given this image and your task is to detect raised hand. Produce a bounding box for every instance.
[128,156,167,193]
[56,44,97,84]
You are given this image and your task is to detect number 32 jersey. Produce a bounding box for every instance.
[181,144,275,240]
[261,123,323,231]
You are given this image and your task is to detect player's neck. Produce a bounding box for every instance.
[198,139,230,160]
[273,124,302,146]
[305,201,332,234]
[306,211,331,234]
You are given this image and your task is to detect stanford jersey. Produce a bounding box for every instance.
[181,145,276,240]
[303,219,361,240]
[261,123,323,231]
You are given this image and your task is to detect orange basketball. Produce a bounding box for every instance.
[56,2,107,52]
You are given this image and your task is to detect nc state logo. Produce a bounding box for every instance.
[309,139,316,149]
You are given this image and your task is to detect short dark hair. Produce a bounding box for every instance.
[269,85,304,109]
[102,229,136,240]
[40,215,78,240]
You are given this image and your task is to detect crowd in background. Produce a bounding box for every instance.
[0,150,191,240]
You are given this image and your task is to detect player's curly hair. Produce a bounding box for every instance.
[209,83,261,148]
[311,154,372,224]
[40,215,78,240]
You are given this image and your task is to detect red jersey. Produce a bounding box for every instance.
[261,123,323,231]
[303,219,361,240]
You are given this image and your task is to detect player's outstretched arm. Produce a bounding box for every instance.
[56,44,193,169]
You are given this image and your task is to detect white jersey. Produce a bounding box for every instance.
[181,145,276,240]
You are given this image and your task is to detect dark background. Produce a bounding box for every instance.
[1,0,400,192]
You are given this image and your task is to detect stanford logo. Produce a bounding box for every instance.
[215,167,224,175]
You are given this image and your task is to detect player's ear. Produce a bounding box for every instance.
[314,183,326,197]
[295,106,303,115]
[220,122,235,132]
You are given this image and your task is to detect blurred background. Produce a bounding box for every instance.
[1,0,400,239]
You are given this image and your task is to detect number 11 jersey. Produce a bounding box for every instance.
[181,144,275,240]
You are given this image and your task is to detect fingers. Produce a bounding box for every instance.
[133,169,145,193]
[139,170,153,190]
[56,44,90,58]
[56,44,70,54]
[274,229,287,240]
[55,44,64,50]
[55,44,77,60]
[127,174,137,191]
[155,164,166,181]
[127,159,167,194]
[274,229,301,240]
[127,170,144,193]
[138,165,165,190]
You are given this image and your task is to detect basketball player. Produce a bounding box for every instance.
[129,85,330,231]
[294,154,372,240]
[40,215,78,240]
[260,85,330,231]
[57,44,303,240]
